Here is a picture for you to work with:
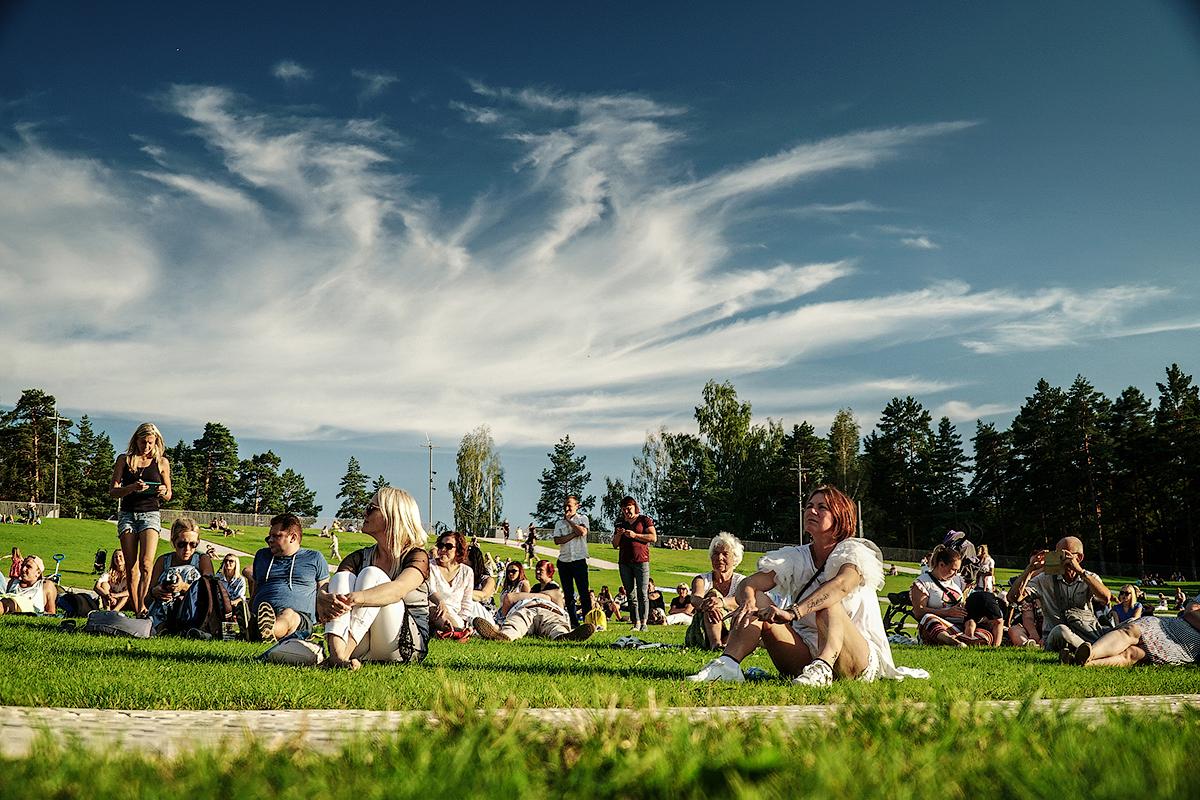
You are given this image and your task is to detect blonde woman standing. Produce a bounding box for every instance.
[318,487,431,669]
[109,423,172,614]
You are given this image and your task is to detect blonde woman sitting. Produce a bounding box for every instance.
[318,487,431,669]
[94,550,130,611]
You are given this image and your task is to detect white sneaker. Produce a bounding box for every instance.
[686,656,745,683]
[792,659,834,687]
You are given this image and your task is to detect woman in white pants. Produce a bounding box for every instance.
[318,487,431,670]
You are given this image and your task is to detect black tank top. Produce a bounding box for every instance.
[119,456,164,513]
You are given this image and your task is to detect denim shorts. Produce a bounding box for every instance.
[117,511,162,537]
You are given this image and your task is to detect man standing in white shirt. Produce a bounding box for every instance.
[552,495,592,628]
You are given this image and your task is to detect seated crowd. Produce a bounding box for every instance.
[4,483,1198,678]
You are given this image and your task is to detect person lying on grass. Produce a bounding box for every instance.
[317,487,431,669]
[473,558,595,643]
[910,545,993,647]
[94,549,130,612]
[1067,592,1200,667]
[685,531,746,649]
[429,530,475,638]
[0,555,56,616]
[688,485,928,686]
[251,512,329,644]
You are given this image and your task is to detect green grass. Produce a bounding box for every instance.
[8,703,1200,798]
[2,614,1197,711]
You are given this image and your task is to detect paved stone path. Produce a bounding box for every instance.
[3,695,1197,757]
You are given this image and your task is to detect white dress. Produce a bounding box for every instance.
[758,539,928,681]
[428,562,476,628]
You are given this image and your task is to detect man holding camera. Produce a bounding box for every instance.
[1007,536,1112,655]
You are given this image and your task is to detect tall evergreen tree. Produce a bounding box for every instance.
[278,468,322,516]
[1154,364,1200,578]
[0,389,59,502]
[862,396,933,549]
[163,440,194,510]
[656,432,715,537]
[235,450,283,515]
[371,474,389,495]
[335,456,371,519]
[926,416,969,529]
[534,435,594,524]
[1065,376,1113,571]
[969,421,1012,555]
[1008,379,1072,552]
[65,415,116,519]
[1106,387,1156,572]
[189,423,240,511]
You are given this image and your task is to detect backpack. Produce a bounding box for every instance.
[83,610,152,638]
[164,575,233,638]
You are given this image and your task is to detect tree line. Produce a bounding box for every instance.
[591,365,1198,577]
[0,390,322,517]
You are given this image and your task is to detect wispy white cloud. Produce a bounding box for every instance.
[0,86,1179,447]
[272,60,313,82]
[901,235,939,250]
[352,69,399,100]
[934,400,1016,422]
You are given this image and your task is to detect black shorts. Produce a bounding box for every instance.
[966,590,1007,623]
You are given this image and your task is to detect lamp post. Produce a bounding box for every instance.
[52,404,70,511]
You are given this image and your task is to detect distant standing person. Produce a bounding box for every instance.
[330,531,341,563]
[524,526,537,564]
[552,495,592,628]
[5,547,22,582]
[109,422,172,615]
[613,496,656,631]
[975,544,995,593]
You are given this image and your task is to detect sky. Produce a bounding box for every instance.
[2,2,1199,527]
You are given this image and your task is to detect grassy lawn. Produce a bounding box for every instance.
[2,613,1198,711]
[8,706,1200,799]
[3,520,1198,796]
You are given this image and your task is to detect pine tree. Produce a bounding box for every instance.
[1065,376,1113,571]
[656,432,715,538]
[278,468,322,516]
[0,389,59,502]
[1008,379,1072,552]
[190,423,240,511]
[926,416,969,529]
[534,435,594,524]
[235,451,283,515]
[67,415,116,519]
[336,456,371,519]
[969,421,1012,555]
[1106,387,1155,572]
[163,440,193,510]
[862,397,933,549]
[371,475,389,494]
[1154,364,1200,579]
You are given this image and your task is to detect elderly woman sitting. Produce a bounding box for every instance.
[0,555,57,615]
[689,486,926,685]
[684,531,746,649]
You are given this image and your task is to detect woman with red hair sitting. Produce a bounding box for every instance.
[688,486,927,686]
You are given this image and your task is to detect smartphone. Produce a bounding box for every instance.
[1043,550,1065,576]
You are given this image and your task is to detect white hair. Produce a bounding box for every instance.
[708,531,744,568]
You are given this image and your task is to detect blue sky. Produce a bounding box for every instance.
[2,2,1199,527]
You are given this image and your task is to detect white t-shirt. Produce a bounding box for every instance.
[98,570,129,595]
[912,572,967,610]
[757,539,927,681]
[3,578,47,613]
[550,513,590,563]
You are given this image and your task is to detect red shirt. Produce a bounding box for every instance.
[616,515,654,564]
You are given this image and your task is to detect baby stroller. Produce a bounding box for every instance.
[92,548,107,573]
[882,591,918,636]
[941,530,981,587]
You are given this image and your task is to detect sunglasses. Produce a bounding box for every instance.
[176,541,198,549]
[436,541,455,550]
